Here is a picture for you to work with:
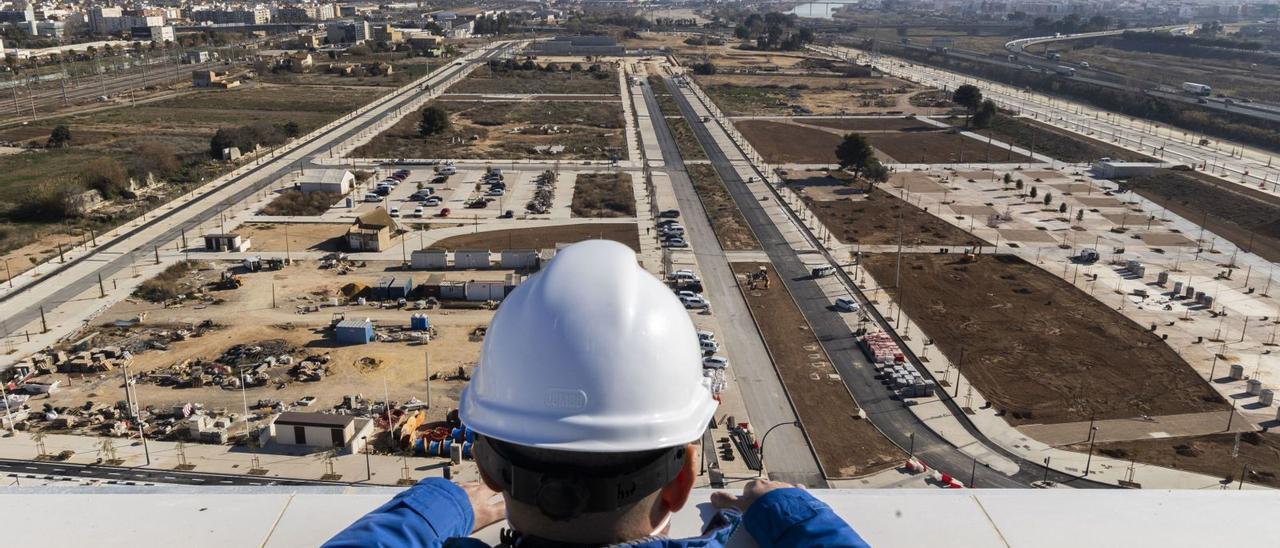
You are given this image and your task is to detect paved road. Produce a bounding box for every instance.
[664,75,1112,489]
[0,44,514,347]
[0,457,361,487]
[637,81,826,488]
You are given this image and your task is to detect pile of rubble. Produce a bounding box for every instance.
[138,340,334,390]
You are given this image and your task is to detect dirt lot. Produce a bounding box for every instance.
[968,115,1156,163]
[697,73,921,116]
[238,222,351,252]
[36,260,493,424]
[736,119,1033,164]
[736,120,844,164]
[801,117,937,132]
[1064,432,1280,488]
[432,223,639,252]
[732,262,902,478]
[687,164,758,251]
[866,131,1035,164]
[1120,169,1280,262]
[350,100,625,161]
[792,182,984,246]
[571,172,635,218]
[450,64,619,95]
[862,254,1227,425]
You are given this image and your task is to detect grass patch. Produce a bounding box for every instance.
[259,190,342,216]
[452,65,618,95]
[669,116,706,161]
[571,172,635,218]
[134,260,203,303]
[686,164,757,250]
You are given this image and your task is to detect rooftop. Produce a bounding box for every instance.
[273,411,357,428]
[0,487,1275,546]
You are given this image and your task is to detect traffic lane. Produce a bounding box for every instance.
[640,80,826,487]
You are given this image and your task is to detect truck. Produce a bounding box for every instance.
[1182,82,1212,96]
[1046,51,1061,60]
[1054,66,1075,77]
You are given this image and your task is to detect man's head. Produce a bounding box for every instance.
[459,241,718,543]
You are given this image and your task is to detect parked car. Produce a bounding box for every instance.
[364,193,381,203]
[702,356,729,370]
[436,165,457,175]
[811,266,836,278]
[680,294,710,309]
[657,219,680,227]
[486,188,505,197]
[658,209,680,218]
[699,338,719,353]
[439,208,451,217]
[499,210,514,219]
[389,207,400,217]
[413,206,425,217]
[834,298,860,312]
[424,196,443,206]
[663,237,689,248]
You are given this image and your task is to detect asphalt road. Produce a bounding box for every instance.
[664,75,1112,489]
[637,80,826,488]
[0,44,512,345]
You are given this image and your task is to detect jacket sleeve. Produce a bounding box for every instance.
[742,488,870,548]
[323,478,476,548]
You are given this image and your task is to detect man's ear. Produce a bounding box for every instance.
[659,443,698,512]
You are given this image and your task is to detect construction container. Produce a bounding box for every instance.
[1157,271,1169,285]
[374,276,396,300]
[335,318,374,345]
[1126,259,1141,271]
[1230,364,1245,380]
[1247,379,1263,396]
[388,276,414,300]
[1260,389,1275,407]
[410,313,431,330]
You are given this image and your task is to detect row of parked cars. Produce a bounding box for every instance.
[657,209,687,248]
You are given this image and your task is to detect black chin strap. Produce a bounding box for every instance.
[475,435,686,522]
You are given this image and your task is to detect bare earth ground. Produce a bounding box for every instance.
[686,164,758,251]
[790,181,984,247]
[1120,169,1280,263]
[862,254,1227,425]
[696,73,924,116]
[571,172,635,218]
[37,260,492,426]
[350,99,625,161]
[735,119,1033,164]
[238,223,351,252]
[968,115,1156,163]
[1065,432,1280,488]
[432,223,639,252]
[732,262,902,478]
[450,65,619,95]
[801,117,936,132]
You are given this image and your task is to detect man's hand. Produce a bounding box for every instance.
[710,479,796,513]
[460,481,506,532]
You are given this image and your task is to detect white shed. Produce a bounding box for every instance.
[465,280,507,301]
[299,169,354,194]
[454,249,492,269]
[499,249,539,269]
[411,249,448,270]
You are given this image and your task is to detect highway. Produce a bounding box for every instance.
[0,42,516,355]
[814,43,1280,191]
[637,78,826,488]
[664,73,1112,489]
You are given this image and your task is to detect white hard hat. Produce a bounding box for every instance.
[460,240,718,453]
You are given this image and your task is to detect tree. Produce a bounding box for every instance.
[952,84,983,126]
[418,106,450,137]
[834,133,877,181]
[47,125,72,148]
[1002,173,1013,188]
[1058,202,1068,213]
[1015,179,1024,190]
[1076,209,1084,221]
[80,158,130,198]
[129,141,180,180]
[972,99,997,129]
[1043,192,1053,206]
[1029,186,1038,198]
[691,62,716,75]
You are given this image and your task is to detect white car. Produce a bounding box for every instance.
[389,207,400,217]
[699,338,719,353]
[424,196,443,206]
[835,298,860,312]
[670,270,700,283]
[697,330,716,342]
[413,206,425,217]
[663,237,689,248]
[680,294,710,309]
[702,356,729,370]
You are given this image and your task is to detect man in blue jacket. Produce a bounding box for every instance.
[325,242,869,547]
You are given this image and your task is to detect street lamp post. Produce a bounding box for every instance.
[1084,425,1099,476]
[757,420,800,478]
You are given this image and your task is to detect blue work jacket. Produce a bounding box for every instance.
[324,478,870,547]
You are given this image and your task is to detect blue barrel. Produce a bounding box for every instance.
[450,427,463,442]
[411,314,430,330]
[428,440,441,456]
[345,197,354,208]
[462,441,473,459]
[465,428,475,443]
[414,438,426,456]
[441,438,453,457]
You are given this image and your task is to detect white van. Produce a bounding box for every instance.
[812,266,836,278]
[436,165,457,175]
[364,193,381,203]
[670,270,700,283]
